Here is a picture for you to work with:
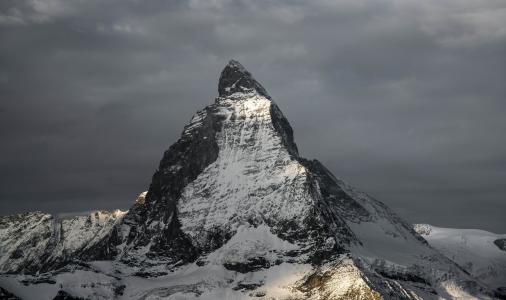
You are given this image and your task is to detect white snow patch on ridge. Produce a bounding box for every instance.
[205,224,300,265]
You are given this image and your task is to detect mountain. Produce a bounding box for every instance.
[414,224,506,294]
[0,60,500,299]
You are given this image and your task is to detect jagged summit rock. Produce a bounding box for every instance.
[0,61,501,299]
[218,60,270,98]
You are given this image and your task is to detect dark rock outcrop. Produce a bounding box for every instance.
[0,287,21,300]
[494,238,506,252]
[218,60,269,98]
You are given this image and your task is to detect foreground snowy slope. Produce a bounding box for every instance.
[0,61,500,299]
[414,224,506,292]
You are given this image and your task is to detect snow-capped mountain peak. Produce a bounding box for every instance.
[0,61,502,299]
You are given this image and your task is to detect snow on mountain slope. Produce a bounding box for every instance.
[0,60,500,299]
[178,94,315,251]
[414,224,506,293]
[0,210,126,273]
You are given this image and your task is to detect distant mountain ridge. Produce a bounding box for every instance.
[0,210,125,274]
[414,224,506,293]
[0,61,502,299]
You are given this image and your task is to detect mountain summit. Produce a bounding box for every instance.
[0,61,501,299]
[218,60,269,98]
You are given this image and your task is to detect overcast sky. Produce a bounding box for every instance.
[0,0,505,232]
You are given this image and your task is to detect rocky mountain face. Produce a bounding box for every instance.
[0,61,502,299]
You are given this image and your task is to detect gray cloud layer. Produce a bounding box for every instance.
[1,0,505,232]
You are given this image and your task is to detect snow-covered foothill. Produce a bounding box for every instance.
[414,224,506,292]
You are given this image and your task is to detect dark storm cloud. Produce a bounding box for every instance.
[1,0,505,232]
